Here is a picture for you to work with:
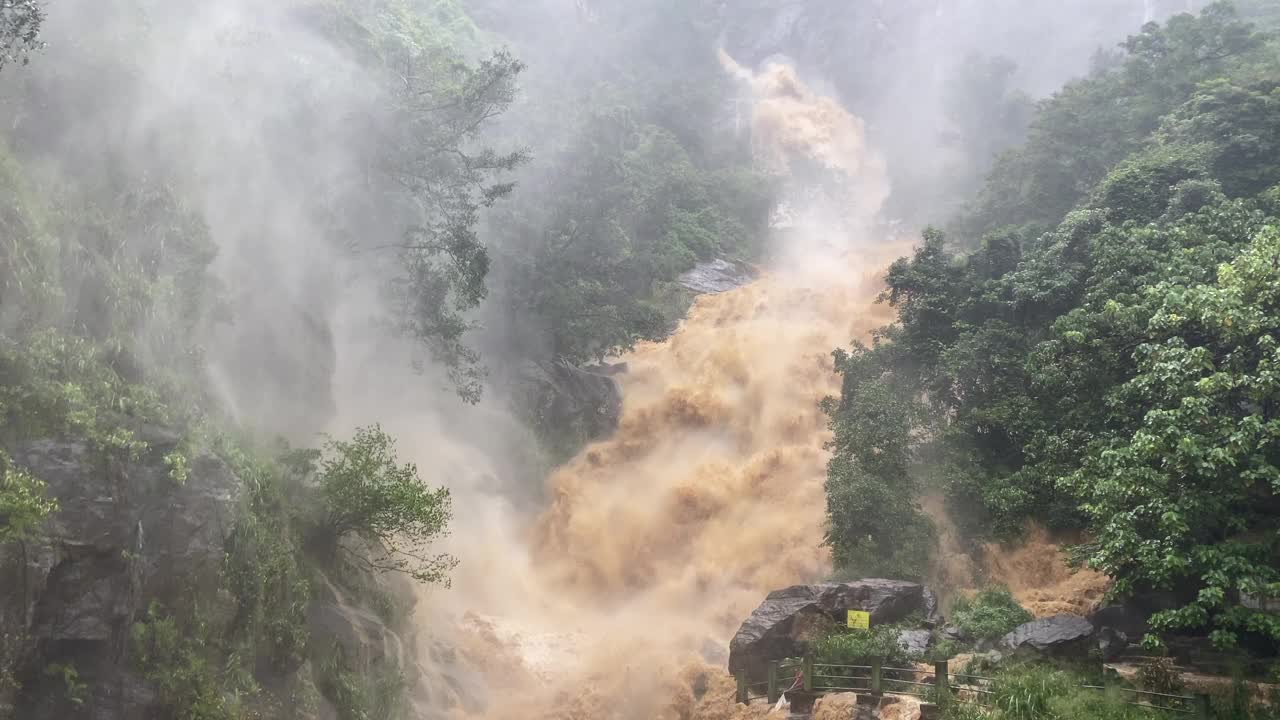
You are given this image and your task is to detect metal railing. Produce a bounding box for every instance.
[734,657,1211,717]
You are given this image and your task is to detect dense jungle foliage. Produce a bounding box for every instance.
[825,2,1280,653]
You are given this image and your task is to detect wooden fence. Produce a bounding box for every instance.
[734,658,1213,717]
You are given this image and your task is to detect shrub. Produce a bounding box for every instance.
[990,668,1075,720]
[42,663,87,707]
[952,587,1033,642]
[1137,657,1185,696]
[310,426,457,586]
[1206,676,1280,720]
[806,624,921,692]
[316,644,407,720]
[928,638,963,662]
[0,450,56,542]
[216,434,313,671]
[812,625,916,667]
[130,605,241,720]
[942,704,1002,720]
[1047,688,1157,720]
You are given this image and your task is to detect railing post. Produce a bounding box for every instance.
[767,660,780,703]
[802,655,814,692]
[934,660,949,708]
[1102,671,1121,703]
[872,658,883,695]
[1196,693,1212,720]
[735,668,748,704]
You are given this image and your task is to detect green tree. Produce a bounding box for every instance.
[959,2,1268,239]
[470,0,774,382]
[822,345,934,580]
[1157,77,1280,199]
[950,587,1033,642]
[828,4,1280,647]
[1069,225,1280,649]
[0,0,42,71]
[492,117,770,365]
[311,426,457,586]
[381,47,530,401]
[943,54,1034,189]
[0,450,55,543]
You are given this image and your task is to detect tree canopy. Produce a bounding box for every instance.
[0,0,42,71]
[312,425,457,586]
[825,2,1280,649]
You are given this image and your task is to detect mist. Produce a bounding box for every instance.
[0,0,1208,464]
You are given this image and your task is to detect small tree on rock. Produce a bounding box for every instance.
[312,426,457,586]
[0,450,56,543]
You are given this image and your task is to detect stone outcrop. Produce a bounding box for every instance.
[513,358,623,451]
[896,629,932,657]
[1,430,243,720]
[728,579,939,679]
[1000,614,1097,658]
[1096,626,1129,662]
[880,695,924,720]
[813,692,860,720]
[678,259,754,294]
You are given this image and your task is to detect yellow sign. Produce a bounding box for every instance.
[847,610,870,630]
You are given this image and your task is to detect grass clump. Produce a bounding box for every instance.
[316,644,407,720]
[948,665,1195,720]
[990,668,1076,720]
[952,587,1033,642]
[812,625,916,667]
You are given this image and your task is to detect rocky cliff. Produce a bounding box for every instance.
[0,428,439,720]
[1,430,242,718]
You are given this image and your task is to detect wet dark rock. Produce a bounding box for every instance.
[813,579,939,626]
[1000,614,1097,658]
[896,629,932,656]
[1087,590,1187,641]
[1,433,243,720]
[939,624,968,643]
[1089,605,1150,640]
[513,358,622,449]
[728,579,939,679]
[691,671,711,701]
[583,361,629,377]
[678,259,754,294]
[1096,626,1129,662]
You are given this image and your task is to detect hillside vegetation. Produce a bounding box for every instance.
[824,2,1280,656]
[0,0,778,716]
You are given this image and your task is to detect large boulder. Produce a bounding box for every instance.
[513,358,622,453]
[880,695,924,720]
[1088,605,1150,640]
[1087,590,1185,641]
[0,431,244,720]
[678,259,754,294]
[896,629,932,657]
[728,580,939,679]
[1096,626,1129,662]
[1000,614,1097,658]
[813,692,860,720]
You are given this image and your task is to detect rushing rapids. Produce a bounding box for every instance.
[418,52,1105,720]
[426,53,897,720]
